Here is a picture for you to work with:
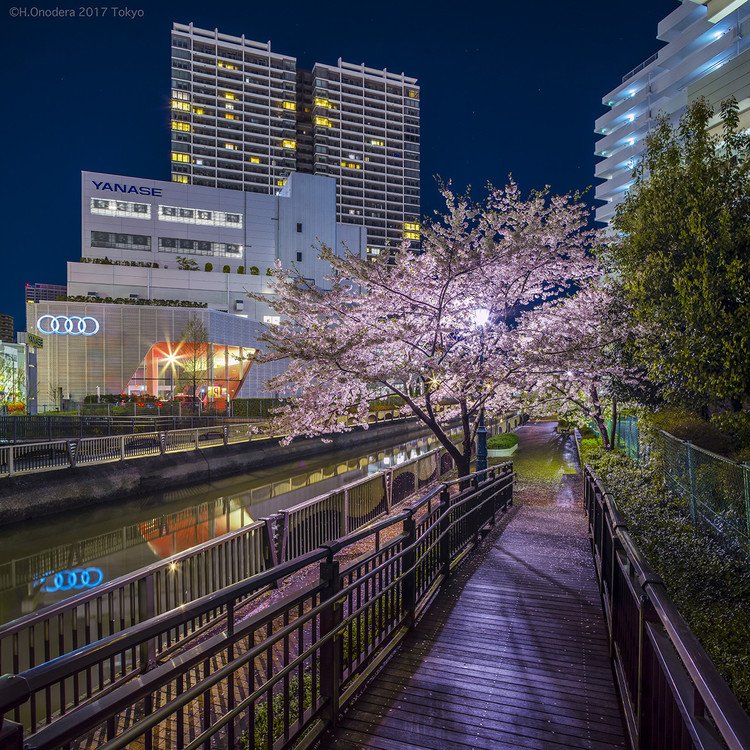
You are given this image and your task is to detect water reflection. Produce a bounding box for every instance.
[0,432,441,624]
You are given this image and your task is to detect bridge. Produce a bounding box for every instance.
[0,423,748,750]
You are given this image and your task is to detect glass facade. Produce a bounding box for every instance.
[126,341,255,404]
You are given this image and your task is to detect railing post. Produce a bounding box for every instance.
[439,485,451,578]
[120,435,126,461]
[340,489,349,537]
[67,439,79,468]
[743,463,750,543]
[137,573,157,670]
[471,476,481,545]
[686,442,698,524]
[7,446,14,477]
[194,429,200,451]
[319,559,342,728]
[488,468,497,526]
[223,425,229,446]
[402,513,417,628]
[159,432,166,455]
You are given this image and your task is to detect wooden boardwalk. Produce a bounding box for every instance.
[320,434,627,749]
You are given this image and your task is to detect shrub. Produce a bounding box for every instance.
[645,409,732,455]
[237,266,245,274]
[223,265,231,274]
[487,433,519,450]
[249,266,260,275]
[710,411,750,453]
[204,262,213,272]
[586,448,750,711]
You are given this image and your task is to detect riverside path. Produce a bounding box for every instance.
[319,420,627,750]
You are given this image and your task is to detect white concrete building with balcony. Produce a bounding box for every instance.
[595,0,750,226]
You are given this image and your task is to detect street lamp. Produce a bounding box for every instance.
[473,308,490,474]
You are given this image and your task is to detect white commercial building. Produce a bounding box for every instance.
[595,0,750,225]
[26,169,365,409]
[170,22,420,256]
[74,169,366,322]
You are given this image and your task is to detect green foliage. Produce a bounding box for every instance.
[64,296,206,308]
[231,398,284,418]
[710,411,750,453]
[585,448,750,711]
[487,433,519,449]
[644,409,732,455]
[223,265,231,274]
[80,257,158,268]
[204,262,213,272]
[610,98,750,411]
[176,256,199,271]
[249,266,260,275]
[237,265,245,274]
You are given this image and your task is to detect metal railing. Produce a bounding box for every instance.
[0,414,426,479]
[584,466,750,750]
[0,424,511,688]
[0,463,514,749]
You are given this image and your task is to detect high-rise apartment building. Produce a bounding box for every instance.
[0,314,13,343]
[595,0,750,225]
[170,23,420,255]
[25,283,67,303]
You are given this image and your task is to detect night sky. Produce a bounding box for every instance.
[1,0,677,329]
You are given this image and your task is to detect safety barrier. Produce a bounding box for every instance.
[0,464,514,748]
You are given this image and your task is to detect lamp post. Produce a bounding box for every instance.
[473,308,490,474]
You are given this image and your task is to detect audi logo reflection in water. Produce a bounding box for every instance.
[37,568,105,593]
[37,315,100,336]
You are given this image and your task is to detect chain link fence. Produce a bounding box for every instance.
[598,417,750,556]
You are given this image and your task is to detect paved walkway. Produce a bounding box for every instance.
[321,422,627,749]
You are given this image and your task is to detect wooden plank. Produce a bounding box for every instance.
[320,494,628,750]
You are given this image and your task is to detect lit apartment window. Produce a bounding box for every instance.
[282,101,296,110]
[217,61,238,70]
[315,116,332,127]
[225,113,237,120]
[193,107,205,115]
[341,161,361,170]
[249,156,261,164]
[171,121,191,132]
[314,97,334,109]
[171,100,190,112]
[90,198,151,219]
[158,205,243,228]
[172,152,190,163]
[263,315,281,326]
[277,179,287,187]
[403,221,420,232]
[172,90,189,101]
[223,92,237,100]
[172,175,189,184]
[282,139,296,149]
[225,143,237,150]
[370,139,385,146]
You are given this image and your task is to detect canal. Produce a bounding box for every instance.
[0,429,444,626]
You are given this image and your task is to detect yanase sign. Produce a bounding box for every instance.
[91,180,162,197]
[37,315,100,336]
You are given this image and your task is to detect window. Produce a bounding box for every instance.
[370,139,385,146]
[249,156,261,164]
[91,231,152,251]
[314,97,334,109]
[296,252,303,262]
[172,175,189,184]
[90,198,151,219]
[171,121,191,132]
[158,237,242,257]
[315,116,332,128]
[341,161,361,170]
[282,139,296,149]
[223,92,237,100]
[158,205,243,229]
[171,100,190,111]
[172,152,190,163]
[281,101,296,110]
[296,222,302,233]
[263,315,281,326]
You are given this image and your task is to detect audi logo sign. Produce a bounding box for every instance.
[37,315,100,336]
[38,567,105,593]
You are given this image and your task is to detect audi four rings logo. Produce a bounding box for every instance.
[38,568,105,594]
[37,315,100,336]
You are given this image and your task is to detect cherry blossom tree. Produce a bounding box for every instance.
[252,182,601,476]
[518,285,634,448]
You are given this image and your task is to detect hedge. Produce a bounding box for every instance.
[582,439,750,711]
[487,433,519,450]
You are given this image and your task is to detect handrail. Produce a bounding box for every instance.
[583,465,750,750]
[0,463,515,748]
